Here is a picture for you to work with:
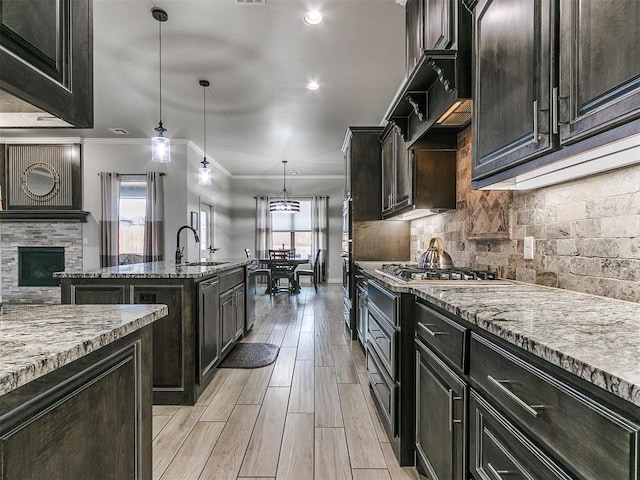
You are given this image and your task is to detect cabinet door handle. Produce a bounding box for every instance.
[418,323,447,337]
[552,87,559,135]
[487,375,544,418]
[448,389,462,432]
[533,100,540,143]
[486,463,514,480]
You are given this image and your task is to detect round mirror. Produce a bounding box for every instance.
[21,163,59,201]
[26,167,56,196]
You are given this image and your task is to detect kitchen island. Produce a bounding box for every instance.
[56,258,253,405]
[0,303,167,480]
[357,261,640,479]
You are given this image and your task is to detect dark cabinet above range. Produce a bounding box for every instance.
[0,0,93,128]
[387,0,472,147]
[471,0,640,189]
[381,127,457,220]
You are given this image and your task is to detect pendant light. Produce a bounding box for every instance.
[151,7,171,163]
[270,160,300,213]
[198,79,212,186]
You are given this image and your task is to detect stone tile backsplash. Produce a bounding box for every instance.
[410,127,640,303]
[0,222,83,304]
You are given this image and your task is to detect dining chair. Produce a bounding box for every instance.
[268,249,296,294]
[295,249,321,292]
[245,248,272,295]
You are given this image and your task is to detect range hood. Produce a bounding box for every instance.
[384,49,472,147]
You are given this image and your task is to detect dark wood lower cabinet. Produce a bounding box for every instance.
[198,278,220,382]
[414,297,640,480]
[470,390,571,480]
[0,326,152,479]
[133,285,185,395]
[61,271,247,406]
[415,338,466,480]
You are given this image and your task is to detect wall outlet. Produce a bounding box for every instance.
[524,236,534,260]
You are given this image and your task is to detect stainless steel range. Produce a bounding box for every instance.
[375,263,512,284]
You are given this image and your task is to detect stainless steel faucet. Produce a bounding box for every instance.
[175,225,200,264]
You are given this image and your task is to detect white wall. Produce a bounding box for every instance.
[229,176,344,283]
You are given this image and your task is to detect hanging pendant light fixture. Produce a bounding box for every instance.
[151,7,171,163]
[270,160,300,213]
[198,79,212,186]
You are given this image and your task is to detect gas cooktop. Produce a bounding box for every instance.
[374,263,513,285]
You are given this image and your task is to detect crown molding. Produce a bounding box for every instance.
[232,174,343,180]
[82,137,189,145]
[0,137,82,144]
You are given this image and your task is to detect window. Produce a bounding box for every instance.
[200,202,214,259]
[118,175,147,264]
[271,198,312,259]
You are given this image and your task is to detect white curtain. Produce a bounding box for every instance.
[255,196,272,259]
[144,172,165,262]
[311,196,329,282]
[99,172,120,267]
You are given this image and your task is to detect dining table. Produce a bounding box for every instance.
[258,256,310,294]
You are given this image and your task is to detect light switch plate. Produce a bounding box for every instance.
[524,236,534,260]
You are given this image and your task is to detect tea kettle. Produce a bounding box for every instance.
[417,237,454,269]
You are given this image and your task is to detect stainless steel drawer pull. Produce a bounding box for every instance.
[487,375,544,418]
[448,389,462,432]
[486,463,514,480]
[418,323,447,337]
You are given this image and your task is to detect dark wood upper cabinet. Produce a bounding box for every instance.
[381,124,411,217]
[471,0,640,188]
[406,0,460,74]
[343,127,384,222]
[472,0,556,180]
[424,0,455,49]
[406,0,424,74]
[558,0,640,145]
[0,0,93,128]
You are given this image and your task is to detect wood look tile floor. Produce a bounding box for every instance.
[152,284,420,480]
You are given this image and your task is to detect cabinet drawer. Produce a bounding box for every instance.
[470,333,640,480]
[219,268,244,292]
[470,390,571,480]
[367,281,397,326]
[415,302,467,371]
[367,341,396,434]
[367,307,395,376]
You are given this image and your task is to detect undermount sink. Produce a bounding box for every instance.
[181,261,229,267]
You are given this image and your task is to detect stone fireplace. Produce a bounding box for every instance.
[0,222,83,303]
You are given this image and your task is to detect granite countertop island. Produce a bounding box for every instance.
[357,261,640,407]
[0,303,168,396]
[54,258,252,279]
[0,303,167,478]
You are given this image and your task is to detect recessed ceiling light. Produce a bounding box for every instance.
[303,10,324,25]
[306,81,320,90]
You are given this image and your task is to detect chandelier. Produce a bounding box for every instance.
[270,160,300,213]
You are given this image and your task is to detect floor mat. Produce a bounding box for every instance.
[219,342,280,368]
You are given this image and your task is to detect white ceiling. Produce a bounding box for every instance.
[0,0,406,177]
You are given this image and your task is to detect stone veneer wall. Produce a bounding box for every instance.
[0,222,83,304]
[410,127,640,303]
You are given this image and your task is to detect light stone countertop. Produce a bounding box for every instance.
[356,261,640,407]
[0,303,168,396]
[54,258,252,279]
